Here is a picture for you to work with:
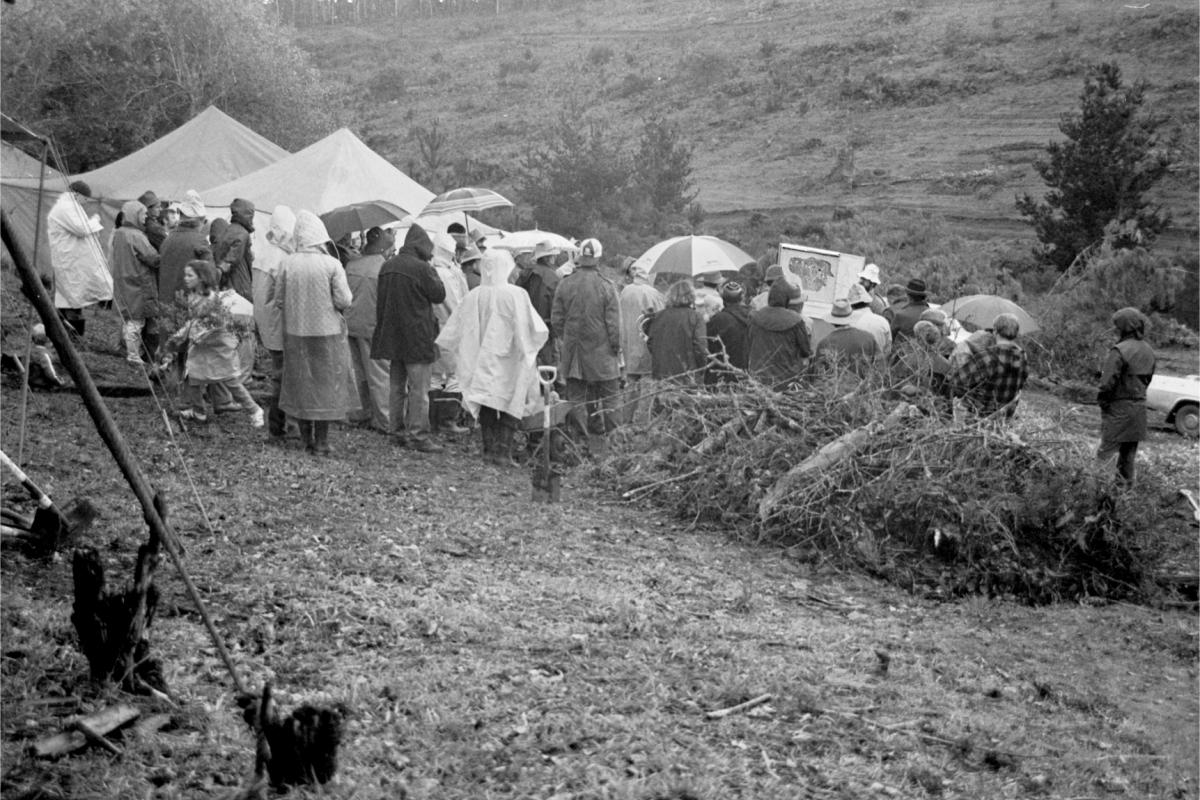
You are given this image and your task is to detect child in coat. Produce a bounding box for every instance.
[165,260,263,426]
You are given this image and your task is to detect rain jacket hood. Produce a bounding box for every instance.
[401,223,434,263]
[266,206,297,254]
[294,210,331,252]
[1112,307,1147,340]
[481,248,517,286]
[121,201,147,230]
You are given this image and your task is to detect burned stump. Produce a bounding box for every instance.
[70,544,166,694]
[237,684,345,790]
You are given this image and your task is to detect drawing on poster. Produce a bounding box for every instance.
[779,243,840,304]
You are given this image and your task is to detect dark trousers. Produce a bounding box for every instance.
[1098,440,1139,483]
[565,377,619,437]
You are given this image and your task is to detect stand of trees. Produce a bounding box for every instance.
[1,0,342,173]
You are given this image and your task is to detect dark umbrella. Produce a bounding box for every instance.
[319,200,411,241]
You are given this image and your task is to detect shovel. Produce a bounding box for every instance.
[531,366,561,503]
[0,449,94,554]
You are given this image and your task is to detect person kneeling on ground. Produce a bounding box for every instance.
[436,249,549,466]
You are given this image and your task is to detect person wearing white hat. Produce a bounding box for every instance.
[158,189,211,314]
[857,263,889,315]
[847,283,892,355]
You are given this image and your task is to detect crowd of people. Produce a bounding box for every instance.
[41,182,1156,480]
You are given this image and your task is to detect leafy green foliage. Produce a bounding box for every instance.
[1017,62,1172,270]
[0,0,340,173]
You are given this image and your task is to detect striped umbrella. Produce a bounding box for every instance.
[419,186,513,216]
[633,235,757,280]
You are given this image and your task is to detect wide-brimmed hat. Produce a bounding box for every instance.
[764,264,784,282]
[830,298,852,323]
[532,240,558,262]
[905,278,928,299]
[697,271,724,287]
[178,189,206,219]
[460,243,483,264]
[847,283,871,307]
[137,190,161,210]
[858,263,881,284]
[578,238,602,266]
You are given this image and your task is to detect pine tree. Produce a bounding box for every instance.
[1016,62,1171,270]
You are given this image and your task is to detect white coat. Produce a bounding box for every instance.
[47,191,111,308]
[436,250,549,420]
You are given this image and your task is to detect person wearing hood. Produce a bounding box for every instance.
[254,205,298,439]
[274,211,353,455]
[618,260,665,422]
[436,249,549,466]
[706,281,752,385]
[47,180,111,338]
[372,223,447,453]
[1096,307,1156,483]
[747,280,812,389]
[428,231,470,436]
[158,190,212,314]
[110,200,162,364]
[214,198,256,301]
[551,237,621,454]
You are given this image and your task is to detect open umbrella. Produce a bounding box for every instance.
[942,294,1040,334]
[491,229,577,254]
[633,235,756,281]
[419,187,513,217]
[319,200,411,240]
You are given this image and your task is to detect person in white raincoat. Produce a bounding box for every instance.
[436,249,548,466]
[47,181,111,337]
[429,231,471,435]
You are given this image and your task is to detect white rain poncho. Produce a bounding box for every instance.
[436,249,549,420]
[430,231,471,387]
[254,205,296,351]
[47,190,111,308]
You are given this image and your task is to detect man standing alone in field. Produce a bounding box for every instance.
[551,237,621,455]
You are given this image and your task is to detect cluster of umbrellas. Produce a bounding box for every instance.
[318,188,1038,333]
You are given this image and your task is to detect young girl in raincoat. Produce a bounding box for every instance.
[165,260,264,426]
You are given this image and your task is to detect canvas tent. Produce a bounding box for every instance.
[1,107,290,276]
[201,127,436,219]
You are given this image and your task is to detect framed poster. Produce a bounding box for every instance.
[778,242,865,306]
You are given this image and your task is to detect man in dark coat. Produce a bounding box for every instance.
[747,280,811,389]
[886,278,931,343]
[214,198,256,301]
[550,237,621,453]
[815,298,879,376]
[517,240,561,369]
[372,223,447,453]
[138,191,168,252]
[1096,307,1156,483]
[706,281,751,384]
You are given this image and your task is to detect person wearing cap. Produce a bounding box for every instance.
[344,227,396,435]
[372,223,447,453]
[551,237,621,454]
[275,211,353,455]
[815,298,879,377]
[643,280,708,382]
[256,206,298,438]
[952,312,1028,421]
[1096,307,1156,483]
[437,249,549,467]
[110,200,162,364]
[847,283,891,355]
[158,190,212,315]
[694,272,725,323]
[750,264,784,311]
[46,180,111,338]
[138,190,168,252]
[857,263,888,315]
[887,278,932,343]
[460,243,483,290]
[706,281,751,385]
[214,198,256,302]
[618,260,665,422]
[747,280,812,389]
[517,240,562,371]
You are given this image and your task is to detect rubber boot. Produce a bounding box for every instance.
[313,421,331,455]
[299,420,315,453]
[491,423,518,468]
[478,414,493,462]
[268,406,288,439]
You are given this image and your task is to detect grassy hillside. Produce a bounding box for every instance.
[298,0,1199,258]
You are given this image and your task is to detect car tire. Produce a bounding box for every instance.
[1173,402,1199,438]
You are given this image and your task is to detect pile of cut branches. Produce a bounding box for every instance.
[601,375,1172,603]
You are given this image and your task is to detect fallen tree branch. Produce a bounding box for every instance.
[705,693,772,720]
[31,704,140,758]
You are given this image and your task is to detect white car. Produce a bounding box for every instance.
[1146,374,1199,437]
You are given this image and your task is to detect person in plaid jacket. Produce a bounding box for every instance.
[953,313,1028,420]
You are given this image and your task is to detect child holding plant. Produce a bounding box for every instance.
[164,259,264,427]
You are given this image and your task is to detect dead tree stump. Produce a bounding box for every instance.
[237,684,346,789]
[70,543,166,694]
